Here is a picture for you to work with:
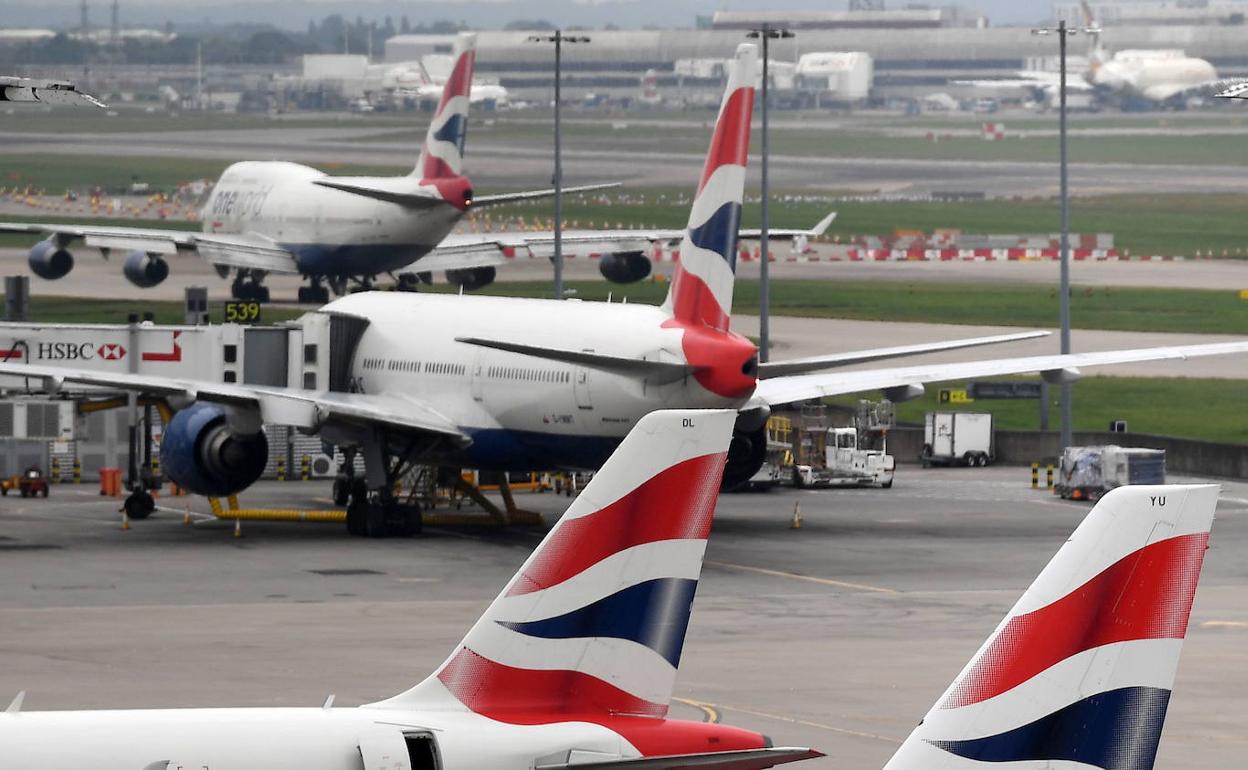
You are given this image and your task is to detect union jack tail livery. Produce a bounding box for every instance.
[884,484,1219,770]
[415,32,475,180]
[662,43,757,333]
[370,409,819,767]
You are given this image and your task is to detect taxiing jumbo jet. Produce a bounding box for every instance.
[0,34,618,303]
[0,408,1222,770]
[1,33,826,303]
[1,43,1246,537]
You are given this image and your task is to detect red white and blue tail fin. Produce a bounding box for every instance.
[884,484,1219,770]
[661,43,757,332]
[371,409,736,717]
[415,32,475,180]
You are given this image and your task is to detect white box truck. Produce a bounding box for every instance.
[921,412,994,467]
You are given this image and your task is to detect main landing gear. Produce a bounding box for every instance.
[334,446,422,538]
[230,269,270,302]
[297,277,330,304]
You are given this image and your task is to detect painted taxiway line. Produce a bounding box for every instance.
[706,561,898,594]
[698,699,900,745]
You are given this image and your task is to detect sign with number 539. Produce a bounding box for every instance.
[224,301,262,324]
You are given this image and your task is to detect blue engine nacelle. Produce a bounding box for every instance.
[28,239,74,280]
[599,251,652,284]
[160,403,268,498]
[123,251,170,288]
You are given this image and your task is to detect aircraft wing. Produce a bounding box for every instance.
[0,76,106,107]
[0,362,469,443]
[751,341,1248,407]
[471,182,622,207]
[954,73,1093,92]
[0,222,301,274]
[1216,81,1248,99]
[757,330,1049,378]
[0,221,199,253]
[419,212,838,269]
[192,233,300,273]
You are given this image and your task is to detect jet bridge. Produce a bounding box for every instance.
[0,312,370,515]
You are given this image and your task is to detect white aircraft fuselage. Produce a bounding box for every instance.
[0,706,662,770]
[202,161,469,279]
[332,292,758,470]
[1090,53,1217,102]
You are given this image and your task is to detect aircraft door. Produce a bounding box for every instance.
[358,725,413,770]
[574,363,593,410]
[470,350,485,402]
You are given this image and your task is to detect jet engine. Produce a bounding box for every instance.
[27,240,74,280]
[721,424,768,491]
[598,251,652,284]
[445,266,496,291]
[122,251,171,288]
[160,403,268,498]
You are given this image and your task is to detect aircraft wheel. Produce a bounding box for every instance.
[363,501,388,538]
[124,490,155,520]
[345,497,368,536]
[332,477,350,507]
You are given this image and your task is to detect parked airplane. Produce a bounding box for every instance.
[0,409,822,770]
[0,34,613,303]
[886,482,1219,770]
[2,43,1246,536]
[0,76,104,108]
[385,54,510,106]
[0,411,1221,770]
[958,1,1219,108]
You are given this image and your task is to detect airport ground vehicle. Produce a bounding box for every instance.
[921,411,993,467]
[1,466,49,497]
[763,403,895,489]
[1056,444,1166,501]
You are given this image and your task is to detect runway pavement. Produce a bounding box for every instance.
[0,472,1245,769]
[3,123,1248,196]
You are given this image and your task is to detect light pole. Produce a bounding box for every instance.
[1032,18,1098,449]
[528,31,590,300]
[746,25,793,364]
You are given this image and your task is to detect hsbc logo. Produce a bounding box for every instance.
[97,343,127,361]
[32,342,128,361]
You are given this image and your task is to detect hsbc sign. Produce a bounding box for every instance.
[29,342,128,361]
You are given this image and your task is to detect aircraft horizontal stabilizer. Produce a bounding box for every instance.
[758,330,1049,378]
[311,179,447,209]
[752,340,1248,407]
[455,336,700,383]
[536,748,824,770]
[471,182,623,207]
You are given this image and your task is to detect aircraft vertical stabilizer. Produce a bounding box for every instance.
[883,484,1219,770]
[368,409,736,718]
[660,44,756,332]
[415,32,476,180]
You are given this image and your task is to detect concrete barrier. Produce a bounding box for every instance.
[890,425,1248,479]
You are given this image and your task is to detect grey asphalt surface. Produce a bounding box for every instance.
[3,121,1248,196]
[0,471,1245,769]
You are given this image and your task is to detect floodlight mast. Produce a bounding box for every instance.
[745,25,794,364]
[528,31,591,300]
[1031,18,1099,450]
